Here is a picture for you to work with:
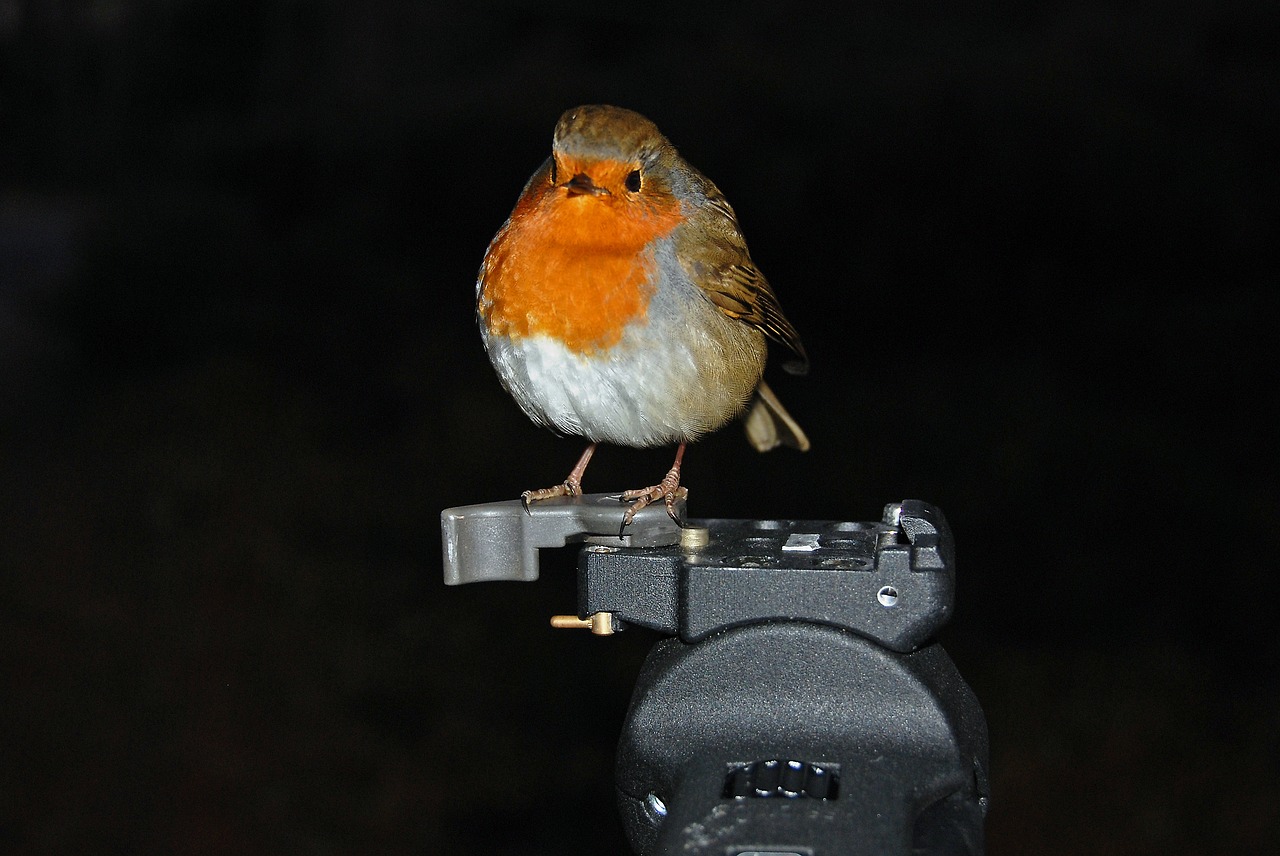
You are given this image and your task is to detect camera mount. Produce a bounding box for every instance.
[442,494,989,855]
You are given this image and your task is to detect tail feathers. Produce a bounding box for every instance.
[743,380,810,453]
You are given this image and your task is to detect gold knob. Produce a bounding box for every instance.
[550,612,616,635]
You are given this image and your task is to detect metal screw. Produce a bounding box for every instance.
[644,792,667,821]
[680,526,710,550]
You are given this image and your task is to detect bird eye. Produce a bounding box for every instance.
[625,169,642,192]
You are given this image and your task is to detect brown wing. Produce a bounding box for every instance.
[680,186,809,375]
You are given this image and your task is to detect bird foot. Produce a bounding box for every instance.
[619,465,688,530]
[520,443,597,514]
[520,478,581,512]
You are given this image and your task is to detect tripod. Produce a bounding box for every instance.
[443,495,989,855]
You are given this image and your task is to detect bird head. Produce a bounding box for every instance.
[548,105,688,213]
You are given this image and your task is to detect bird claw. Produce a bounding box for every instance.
[520,480,581,515]
[617,481,688,536]
[521,444,597,515]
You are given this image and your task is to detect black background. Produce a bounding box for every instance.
[2,1,1276,853]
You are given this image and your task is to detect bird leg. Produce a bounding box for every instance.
[521,443,597,511]
[620,443,688,529]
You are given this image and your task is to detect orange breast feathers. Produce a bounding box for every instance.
[480,161,686,355]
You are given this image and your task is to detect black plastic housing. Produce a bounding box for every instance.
[615,623,989,856]
[578,500,954,652]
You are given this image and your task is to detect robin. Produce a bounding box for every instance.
[476,104,809,525]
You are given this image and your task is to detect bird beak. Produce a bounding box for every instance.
[563,172,609,197]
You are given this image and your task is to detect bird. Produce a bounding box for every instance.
[476,104,809,526]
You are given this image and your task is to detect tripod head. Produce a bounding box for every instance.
[442,495,989,855]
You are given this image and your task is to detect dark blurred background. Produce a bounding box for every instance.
[1,1,1276,853]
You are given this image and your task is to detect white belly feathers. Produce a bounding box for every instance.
[481,273,766,446]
